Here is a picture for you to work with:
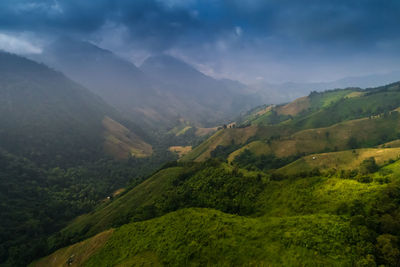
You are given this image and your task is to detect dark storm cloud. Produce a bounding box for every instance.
[1,0,400,82]
[1,0,399,51]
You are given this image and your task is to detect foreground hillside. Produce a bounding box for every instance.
[33,156,400,266]
[33,209,370,266]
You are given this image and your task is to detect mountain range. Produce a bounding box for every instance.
[29,81,400,266]
[34,38,259,129]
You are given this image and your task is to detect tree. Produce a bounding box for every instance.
[359,157,379,175]
[376,234,400,265]
[347,137,358,149]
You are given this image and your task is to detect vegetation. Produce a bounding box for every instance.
[32,153,400,266]
[4,60,400,267]
[0,52,176,266]
[0,148,175,266]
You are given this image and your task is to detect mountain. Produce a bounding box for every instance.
[0,52,162,266]
[33,37,167,128]
[141,55,258,126]
[0,51,151,167]
[184,82,400,162]
[30,81,400,266]
[33,152,400,266]
[36,38,259,129]
[252,71,400,104]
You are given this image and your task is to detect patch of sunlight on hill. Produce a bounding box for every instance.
[276,148,400,175]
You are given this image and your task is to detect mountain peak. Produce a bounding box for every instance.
[141,54,200,77]
[48,36,112,56]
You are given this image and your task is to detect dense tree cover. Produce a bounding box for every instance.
[156,160,264,216]
[233,149,299,172]
[0,149,175,266]
[33,156,400,266]
[210,144,241,159]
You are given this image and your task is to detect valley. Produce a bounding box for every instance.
[25,80,400,266]
[1,11,400,265]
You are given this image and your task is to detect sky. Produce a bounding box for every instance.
[0,0,400,83]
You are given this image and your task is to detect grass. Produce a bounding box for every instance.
[41,209,369,267]
[276,148,400,175]
[33,83,400,266]
[182,126,258,162]
[227,140,271,163]
[168,146,192,157]
[276,96,310,115]
[36,157,399,266]
[195,126,218,137]
[257,176,384,217]
[30,230,114,267]
[57,167,185,242]
[102,116,152,159]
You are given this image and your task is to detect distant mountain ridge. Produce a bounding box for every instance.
[35,38,259,129]
[252,71,400,104]
[0,51,151,167]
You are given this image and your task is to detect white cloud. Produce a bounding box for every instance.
[0,33,42,54]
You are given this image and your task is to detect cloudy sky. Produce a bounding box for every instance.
[0,0,400,83]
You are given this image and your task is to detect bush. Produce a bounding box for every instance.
[359,157,379,175]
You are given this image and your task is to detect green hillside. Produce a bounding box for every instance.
[276,147,400,176]
[33,208,372,266]
[33,155,400,266]
[185,82,400,163]
[29,81,400,266]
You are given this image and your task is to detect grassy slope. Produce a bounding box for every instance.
[277,148,400,175]
[168,146,192,157]
[30,230,113,267]
[181,126,258,162]
[270,113,400,158]
[56,167,185,242]
[227,112,400,162]
[34,159,397,266]
[102,116,153,159]
[184,88,382,162]
[191,84,400,163]
[34,208,369,267]
[33,83,400,266]
[227,140,271,163]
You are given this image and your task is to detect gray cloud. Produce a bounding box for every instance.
[1,0,400,82]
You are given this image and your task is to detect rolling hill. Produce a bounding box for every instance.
[184,82,400,163]
[32,155,400,266]
[27,80,400,266]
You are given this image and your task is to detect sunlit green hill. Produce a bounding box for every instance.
[30,81,400,266]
